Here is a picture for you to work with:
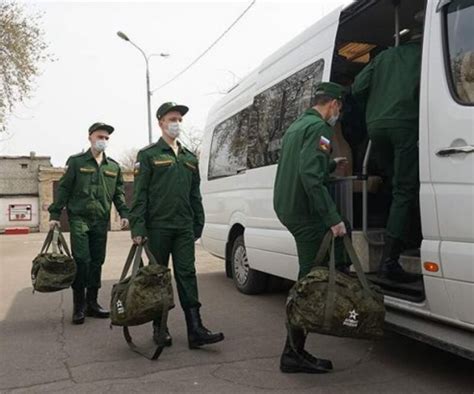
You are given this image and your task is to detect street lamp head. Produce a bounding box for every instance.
[160,53,170,58]
[117,31,130,41]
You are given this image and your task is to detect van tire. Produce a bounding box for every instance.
[231,235,267,294]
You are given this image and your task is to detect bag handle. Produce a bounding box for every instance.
[314,232,375,331]
[312,231,374,296]
[52,227,60,254]
[342,236,374,297]
[57,231,72,258]
[119,244,139,281]
[313,231,333,267]
[143,242,160,266]
[40,229,54,254]
[323,238,337,331]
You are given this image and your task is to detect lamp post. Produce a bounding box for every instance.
[117,31,169,144]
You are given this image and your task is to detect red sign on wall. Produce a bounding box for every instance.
[9,204,32,221]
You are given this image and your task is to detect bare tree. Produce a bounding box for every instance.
[118,147,139,171]
[0,2,53,132]
[180,126,204,157]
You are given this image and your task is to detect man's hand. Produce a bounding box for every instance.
[132,236,143,245]
[331,221,347,237]
[49,220,60,230]
[120,218,129,230]
[333,157,348,172]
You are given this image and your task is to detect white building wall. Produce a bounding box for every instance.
[0,196,40,230]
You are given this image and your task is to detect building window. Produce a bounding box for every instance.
[247,58,325,169]
[444,0,474,105]
[208,108,249,180]
[21,164,28,169]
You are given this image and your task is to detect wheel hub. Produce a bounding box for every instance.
[234,244,249,285]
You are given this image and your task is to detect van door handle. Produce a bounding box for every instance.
[436,145,474,157]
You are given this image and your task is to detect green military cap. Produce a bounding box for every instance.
[314,82,346,100]
[156,102,189,120]
[88,122,114,134]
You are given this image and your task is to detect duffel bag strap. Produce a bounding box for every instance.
[39,229,55,254]
[57,230,72,258]
[143,242,160,265]
[343,236,374,298]
[323,237,337,331]
[52,227,60,254]
[119,244,139,281]
[122,294,170,361]
[313,231,333,268]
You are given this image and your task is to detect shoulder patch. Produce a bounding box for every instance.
[318,136,331,153]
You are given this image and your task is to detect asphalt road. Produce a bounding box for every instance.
[0,232,472,393]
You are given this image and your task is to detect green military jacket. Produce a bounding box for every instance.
[352,42,422,130]
[48,149,129,222]
[273,108,340,228]
[129,138,205,238]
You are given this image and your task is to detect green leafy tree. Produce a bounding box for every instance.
[0,2,53,132]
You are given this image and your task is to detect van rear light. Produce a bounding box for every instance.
[423,262,439,272]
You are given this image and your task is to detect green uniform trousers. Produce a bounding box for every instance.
[285,220,351,279]
[147,227,200,310]
[69,219,109,290]
[369,127,421,246]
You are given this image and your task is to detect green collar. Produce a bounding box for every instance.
[85,148,109,164]
[156,137,183,154]
[304,108,324,119]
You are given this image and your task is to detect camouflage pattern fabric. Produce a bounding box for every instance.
[110,243,174,327]
[31,228,76,293]
[287,233,385,339]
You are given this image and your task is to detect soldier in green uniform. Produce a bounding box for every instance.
[352,30,422,283]
[129,102,224,350]
[48,122,129,324]
[273,82,349,374]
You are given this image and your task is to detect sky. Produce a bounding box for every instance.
[1,0,349,166]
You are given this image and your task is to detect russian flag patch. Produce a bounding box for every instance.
[319,136,331,152]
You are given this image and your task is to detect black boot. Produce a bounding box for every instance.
[184,307,224,349]
[85,288,110,318]
[378,236,420,283]
[72,288,86,325]
[280,327,333,374]
[153,320,173,347]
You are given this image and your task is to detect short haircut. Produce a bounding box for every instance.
[312,94,336,106]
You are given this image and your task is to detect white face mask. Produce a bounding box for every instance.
[327,103,340,127]
[94,140,108,152]
[328,114,339,127]
[167,122,181,139]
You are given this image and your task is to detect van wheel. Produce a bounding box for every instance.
[231,235,267,294]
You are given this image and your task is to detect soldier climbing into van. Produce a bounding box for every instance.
[273,82,350,374]
[351,17,424,283]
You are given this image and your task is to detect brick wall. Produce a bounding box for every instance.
[0,154,52,196]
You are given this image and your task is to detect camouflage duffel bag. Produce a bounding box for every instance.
[31,226,76,293]
[287,232,385,339]
[110,242,174,360]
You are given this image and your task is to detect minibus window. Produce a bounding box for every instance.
[247,59,325,169]
[444,0,474,104]
[208,109,249,180]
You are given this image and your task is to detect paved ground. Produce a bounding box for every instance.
[0,232,472,393]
